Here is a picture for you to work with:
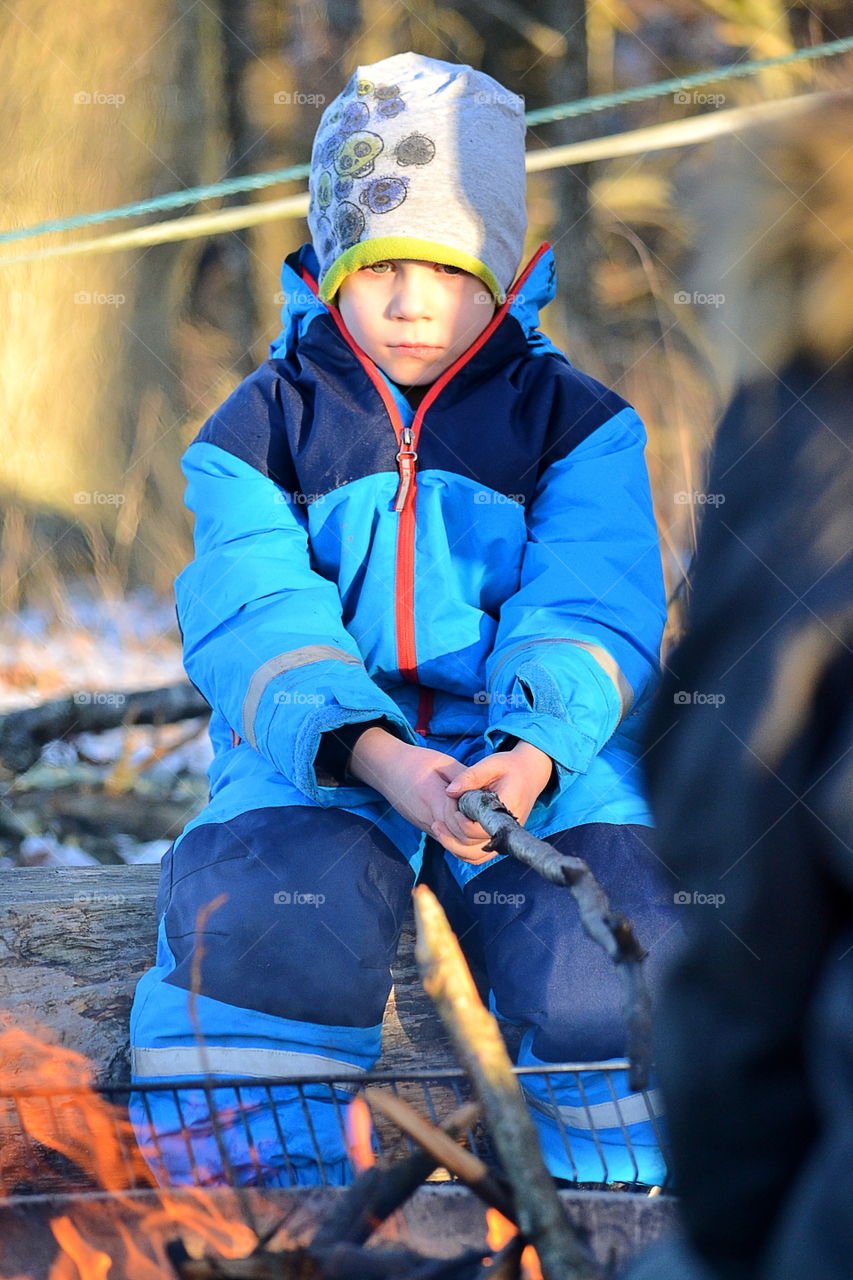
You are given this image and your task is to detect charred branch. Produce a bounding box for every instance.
[309,1100,482,1248]
[362,1089,515,1221]
[457,789,653,1090]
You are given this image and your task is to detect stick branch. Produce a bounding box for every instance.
[458,789,652,1090]
[362,1089,515,1221]
[414,885,602,1280]
[308,1100,482,1248]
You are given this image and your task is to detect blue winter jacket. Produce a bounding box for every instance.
[173,240,667,876]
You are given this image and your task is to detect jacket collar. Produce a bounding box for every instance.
[269,241,557,376]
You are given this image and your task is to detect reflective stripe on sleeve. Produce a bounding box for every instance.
[242,645,363,748]
[522,1084,664,1131]
[132,1044,367,1083]
[489,637,634,720]
[565,639,634,719]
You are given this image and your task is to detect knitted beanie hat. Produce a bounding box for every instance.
[307,52,527,303]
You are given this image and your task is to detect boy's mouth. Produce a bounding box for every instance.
[390,343,441,353]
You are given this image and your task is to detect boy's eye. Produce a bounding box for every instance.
[366,261,392,273]
[436,263,462,274]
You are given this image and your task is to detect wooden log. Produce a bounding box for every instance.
[0,683,210,777]
[0,867,454,1083]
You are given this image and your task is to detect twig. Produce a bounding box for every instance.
[362,1089,515,1220]
[414,885,602,1280]
[308,1099,482,1248]
[457,789,652,1090]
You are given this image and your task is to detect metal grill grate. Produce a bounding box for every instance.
[0,1062,671,1198]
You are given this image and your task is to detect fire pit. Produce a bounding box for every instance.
[0,1058,676,1279]
[0,836,681,1277]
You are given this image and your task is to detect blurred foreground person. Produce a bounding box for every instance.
[625,95,853,1279]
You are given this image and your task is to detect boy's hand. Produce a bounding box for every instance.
[439,741,556,864]
[348,728,489,856]
[348,729,555,866]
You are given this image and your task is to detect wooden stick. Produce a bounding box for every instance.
[457,789,652,1091]
[307,1100,482,1248]
[362,1089,515,1221]
[414,885,602,1280]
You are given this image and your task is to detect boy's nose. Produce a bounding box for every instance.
[389,267,432,319]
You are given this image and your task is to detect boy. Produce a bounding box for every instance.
[131,51,680,1186]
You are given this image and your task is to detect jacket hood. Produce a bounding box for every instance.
[269,240,559,364]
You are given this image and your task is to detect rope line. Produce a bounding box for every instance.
[1,35,850,250]
[524,32,853,123]
[0,90,832,270]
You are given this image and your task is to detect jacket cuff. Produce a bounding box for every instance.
[314,717,401,786]
[486,649,623,774]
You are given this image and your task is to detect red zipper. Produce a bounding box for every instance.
[298,243,551,701]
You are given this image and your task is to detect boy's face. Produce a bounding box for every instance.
[336,259,497,386]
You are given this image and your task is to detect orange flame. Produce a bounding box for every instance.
[486,1207,517,1251]
[485,1208,543,1279]
[0,1023,153,1195]
[346,1093,376,1171]
[48,1218,111,1280]
[0,1021,260,1278]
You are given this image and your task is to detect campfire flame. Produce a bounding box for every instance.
[0,1022,258,1278]
[0,1024,153,1195]
[49,1218,112,1280]
[345,1094,376,1172]
[485,1208,544,1280]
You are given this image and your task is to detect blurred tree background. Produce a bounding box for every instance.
[1,0,851,632]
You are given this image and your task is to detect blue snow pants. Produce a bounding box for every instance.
[130,805,681,1187]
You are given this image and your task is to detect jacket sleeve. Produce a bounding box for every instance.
[174,373,417,805]
[483,402,667,781]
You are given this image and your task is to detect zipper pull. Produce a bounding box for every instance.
[394,426,418,512]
